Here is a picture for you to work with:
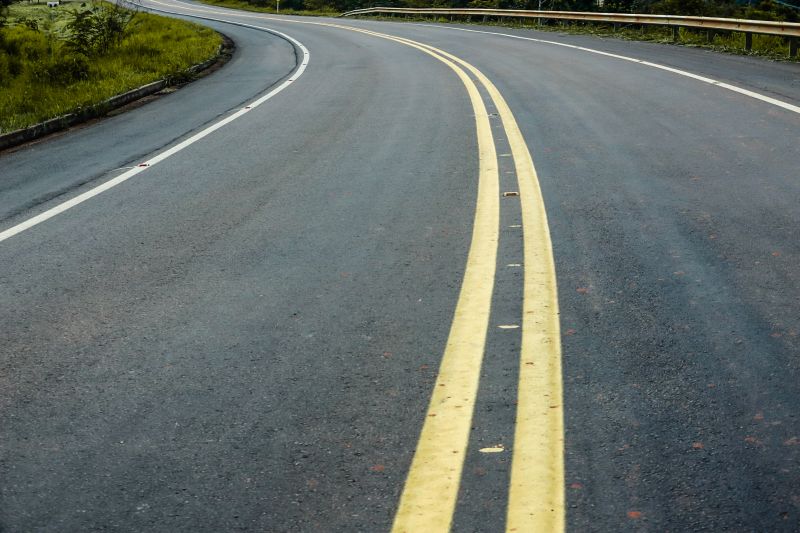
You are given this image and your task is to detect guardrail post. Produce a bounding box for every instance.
[745,31,753,50]
[707,29,715,43]
[672,26,679,42]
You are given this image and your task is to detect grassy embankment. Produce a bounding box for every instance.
[0,1,222,133]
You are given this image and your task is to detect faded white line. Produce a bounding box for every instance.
[0,22,309,244]
[409,23,800,115]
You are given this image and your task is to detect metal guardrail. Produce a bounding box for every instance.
[340,7,800,56]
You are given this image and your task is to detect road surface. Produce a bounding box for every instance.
[1,2,799,531]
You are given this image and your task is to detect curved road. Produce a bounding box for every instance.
[1,2,799,531]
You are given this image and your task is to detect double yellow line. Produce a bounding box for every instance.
[144,3,564,529]
[346,30,564,533]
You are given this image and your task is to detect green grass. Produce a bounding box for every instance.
[4,1,74,34]
[0,1,223,133]
[197,0,336,17]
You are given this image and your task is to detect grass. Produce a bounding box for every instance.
[0,1,223,133]
[356,14,798,61]
[196,0,335,17]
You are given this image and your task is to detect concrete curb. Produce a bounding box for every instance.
[0,43,225,152]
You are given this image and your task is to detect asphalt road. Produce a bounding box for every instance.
[1,2,799,531]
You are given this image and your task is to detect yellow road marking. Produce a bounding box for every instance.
[144,3,563,529]
[498,89,564,533]
[501,86,564,533]
[351,35,565,532]
[435,50,565,533]
[350,34,501,533]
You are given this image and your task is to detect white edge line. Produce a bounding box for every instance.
[407,22,800,115]
[0,18,310,244]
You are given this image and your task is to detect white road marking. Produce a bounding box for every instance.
[411,23,800,115]
[0,22,310,244]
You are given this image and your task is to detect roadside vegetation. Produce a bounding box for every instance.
[0,0,222,133]
[200,0,336,16]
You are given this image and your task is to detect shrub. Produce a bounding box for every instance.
[32,53,90,84]
[0,51,10,85]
